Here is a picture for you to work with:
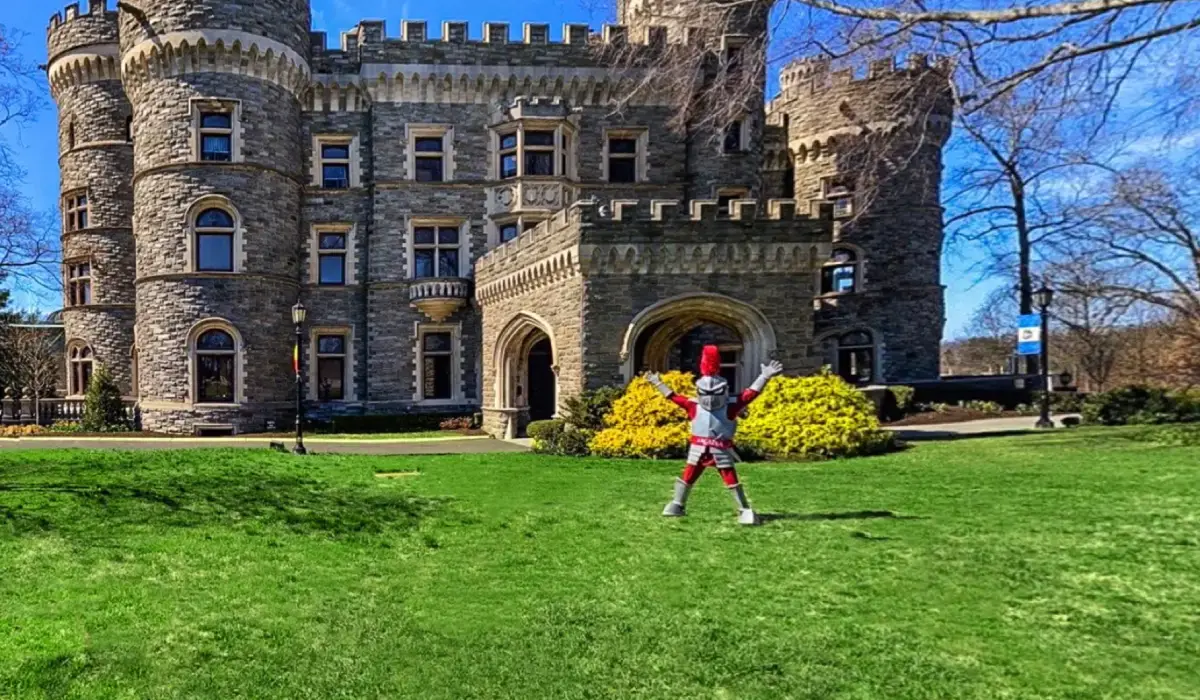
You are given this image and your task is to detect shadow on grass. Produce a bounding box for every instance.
[893,429,1039,442]
[757,510,925,523]
[0,472,445,539]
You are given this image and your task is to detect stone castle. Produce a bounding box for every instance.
[46,0,951,436]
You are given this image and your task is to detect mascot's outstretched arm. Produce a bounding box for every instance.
[646,372,695,414]
[735,360,783,409]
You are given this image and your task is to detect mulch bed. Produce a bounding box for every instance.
[886,410,1033,426]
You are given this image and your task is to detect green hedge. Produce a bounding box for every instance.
[1082,386,1200,426]
[325,412,477,434]
[527,419,592,456]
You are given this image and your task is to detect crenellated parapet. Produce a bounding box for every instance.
[120,32,312,99]
[46,1,121,96]
[475,198,832,305]
[768,54,954,159]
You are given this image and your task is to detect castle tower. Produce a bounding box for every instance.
[116,0,311,433]
[619,0,770,200]
[768,56,953,383]
[46,1,136,397]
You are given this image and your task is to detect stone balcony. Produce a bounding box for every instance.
[409,277,472,322]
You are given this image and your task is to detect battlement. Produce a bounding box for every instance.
[47,0,120,62]
[308,19,713,65]
[776,54,952,97]
[475,198,831,280]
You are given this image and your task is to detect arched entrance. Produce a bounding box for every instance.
[620,293,777,386]
[492,313,558,438]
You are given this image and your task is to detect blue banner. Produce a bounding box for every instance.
[1017,314,1042,356]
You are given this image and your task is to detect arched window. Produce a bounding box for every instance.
[824,330,875,385]
[195,207,235,272]
[69,344,93,395]
[821,248,859,295]
[195,328,237,403]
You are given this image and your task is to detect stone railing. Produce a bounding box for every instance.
[0,387,138,428]
[409,277,472,322]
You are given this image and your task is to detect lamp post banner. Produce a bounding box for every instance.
[1018,314,1042,356]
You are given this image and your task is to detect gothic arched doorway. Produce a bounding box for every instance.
[491,312,558,438]
[620,293,776,387]
[527,337,556,421]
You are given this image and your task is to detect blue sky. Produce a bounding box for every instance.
[3,0,999,335]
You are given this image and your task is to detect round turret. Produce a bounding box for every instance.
[116,0,312,434]
[46,0,136,398]
[768,55,953,383]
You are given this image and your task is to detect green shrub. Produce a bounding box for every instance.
[962,400,1004,415]
[82,366,129,433]
[887,385,916,413]
[1051,392,1086,413]
[560,386,623,431]
[1082,386,1182,426]
[327,413,472,434]
[528,419,592,456]
[48,421,83,434]
[738,370,895,459]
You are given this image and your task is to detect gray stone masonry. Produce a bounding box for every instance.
[47,0,951,435]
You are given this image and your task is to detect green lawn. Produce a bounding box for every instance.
[1,429,1198,699]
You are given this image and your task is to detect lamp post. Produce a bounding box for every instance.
[1034,286,1055,429]
[292,301,307,454]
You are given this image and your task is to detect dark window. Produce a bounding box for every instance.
[66,262,92,306]
[609,138,638,155]
[320,143,352,188]
[524,131,555,146]
[318,232,347,285]
[199,112,233,162]
[415,157,444,182]
[499,133,518,150]
[125,116,133,142]
[826,331,874,385]
[195,329,236,403]
[68,122,76,150]
[69,345,93,395]
[609,158,637,183]
[524,151,554,176]
[724,121,743,152]
[316,334,347,401]
[322,164,350,189]
[415,137,443,152]
[413,226,460,278]
[64,193,89,232]
[422,332,453,399]
[195,208,235,272]
[500,223,519,242]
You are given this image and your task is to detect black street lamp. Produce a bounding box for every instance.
[1034,286,1055,429]
[292,301,308,455]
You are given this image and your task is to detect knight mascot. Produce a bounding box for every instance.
[646,346,783,525]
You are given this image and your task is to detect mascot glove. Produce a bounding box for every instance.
[645,372,673,397]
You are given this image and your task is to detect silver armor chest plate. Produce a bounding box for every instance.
[691,404,737,440]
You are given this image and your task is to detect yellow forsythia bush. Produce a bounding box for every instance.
[589,371,694,458]
[0,424,47,438]
[739,369,894,458]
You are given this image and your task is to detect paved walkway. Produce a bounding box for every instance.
[0,435,529,455]
[889,415,1081,441]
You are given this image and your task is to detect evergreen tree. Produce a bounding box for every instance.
[82,365,128,433]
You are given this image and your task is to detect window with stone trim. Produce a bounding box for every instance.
[194,207,236,272]
[494,123,575,180]
[419,330,455,401]
[63,191,89,232]
[65,260,92,307]
[319,141,352,189]
[408,125,453,182]
[822,177,855,218]
[194,328,237,404]
[412,224,462,279]
[315,333,348,401]
[821,248,860,295]
[199,112,233,162]
[604,129,648,183]
[823,330,875,385]
[494,215,546,244]
[68,343,93,396]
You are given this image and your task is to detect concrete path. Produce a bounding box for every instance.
[890,414,1081,441]
[0,435,529,455]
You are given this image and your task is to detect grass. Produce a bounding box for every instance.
[1,427,1198,699]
